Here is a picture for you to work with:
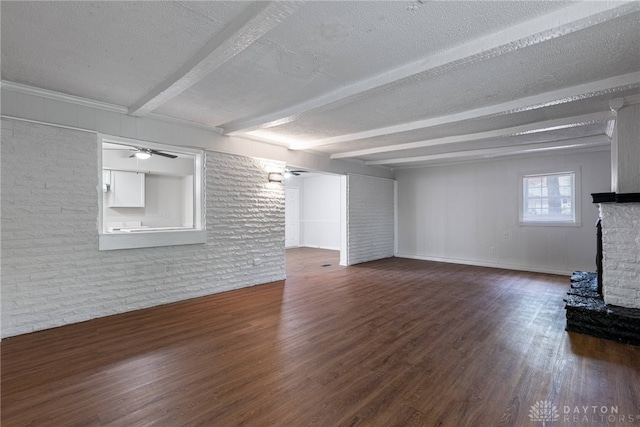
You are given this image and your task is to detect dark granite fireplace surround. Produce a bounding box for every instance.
[564,192,640,346]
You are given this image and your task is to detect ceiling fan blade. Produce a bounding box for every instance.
[150,150,178,159]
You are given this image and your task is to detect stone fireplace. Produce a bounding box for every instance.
[598,195,640,310]
[564,193,640,345]
[565,100,640,345]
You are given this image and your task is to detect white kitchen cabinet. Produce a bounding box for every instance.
[107,170,145,207]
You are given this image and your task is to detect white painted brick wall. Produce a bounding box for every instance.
[600,203,640,309]
[1,118,285,337]
[347,174,395,265]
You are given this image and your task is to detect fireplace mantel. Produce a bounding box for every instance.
[592,192,640,203]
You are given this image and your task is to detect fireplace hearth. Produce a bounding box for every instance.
[565,271,640,346]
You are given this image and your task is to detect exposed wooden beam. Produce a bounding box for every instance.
[128,1,300,117]
[295,72,639,151]
[223,1,639,137]
[330,111,615,159]
[365,135,609,167]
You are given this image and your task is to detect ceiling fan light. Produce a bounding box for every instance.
[134,151,151,160]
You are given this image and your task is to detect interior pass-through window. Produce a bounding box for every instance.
[99,135,205,250]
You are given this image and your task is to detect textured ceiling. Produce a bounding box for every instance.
[2,1,639,169]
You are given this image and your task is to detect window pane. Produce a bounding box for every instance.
[558,175,572,186]
[528,186,542,197]
[559,186,571,196]
[528,177,541,187]
[522,171,576,223]
[528,199,541,209]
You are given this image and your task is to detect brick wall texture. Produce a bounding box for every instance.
[600,203,640,309]
[347,174,395,265]
[1,119,285,337]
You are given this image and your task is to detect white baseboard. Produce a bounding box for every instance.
[394,253,572,276]
[302,244,341,251]
[285,245,341,251]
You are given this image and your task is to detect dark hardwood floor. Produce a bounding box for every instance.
[2,248,639,426]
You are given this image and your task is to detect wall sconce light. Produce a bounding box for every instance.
[268,172,284,183]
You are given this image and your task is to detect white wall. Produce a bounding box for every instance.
[285,174,342,250]
[0,87,395,337]
[284,175,304,248]
[1,118,285,337]
[301,175,341,250]
[396,150,611,275]
[347,174,395,265]
[182,175,194,227]
[103,174,185,228]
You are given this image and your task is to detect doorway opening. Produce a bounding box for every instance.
[284,169,347,272]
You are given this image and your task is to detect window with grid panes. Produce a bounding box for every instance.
[521,172,576,224]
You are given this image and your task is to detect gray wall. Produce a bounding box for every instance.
[396,150,611,274]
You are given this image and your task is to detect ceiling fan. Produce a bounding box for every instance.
[285,168,309,176]
[129,148,178,159]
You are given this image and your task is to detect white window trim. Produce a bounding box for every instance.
[99,229,207,251]
[518,167,582,227]
[98,134,206,250]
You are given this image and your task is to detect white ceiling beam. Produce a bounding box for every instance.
[1,80,226,133]
[365,135,609,167]
[223,1,639,136]
[128,1,300,117]
[295,72,639,151]
[330,111,615,159]
[2,80,128,114]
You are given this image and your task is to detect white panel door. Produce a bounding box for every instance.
[285,187,300,248]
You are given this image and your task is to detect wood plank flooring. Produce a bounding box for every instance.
[2,248,639,426]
